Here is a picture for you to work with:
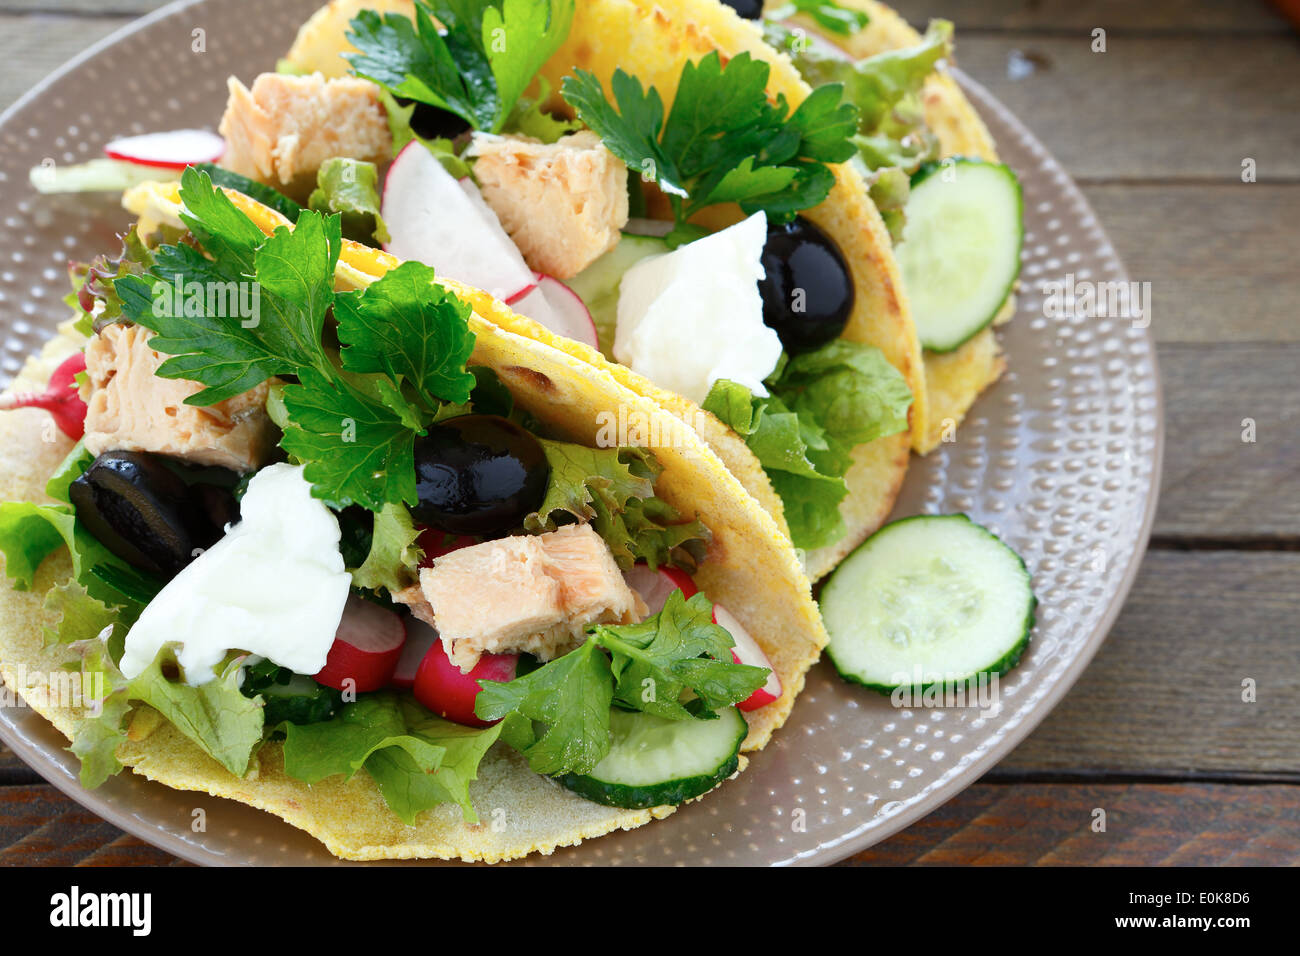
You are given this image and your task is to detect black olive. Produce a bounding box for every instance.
[720,0,763,19]
[412,415,549,536]
[758,216,855,355]
[400,98,471,141]
[69,452,228,578]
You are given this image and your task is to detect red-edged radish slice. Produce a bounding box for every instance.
[622,563,698,616]
[383,142,535,302]
[0,351,87,439]
[714,604,781,711]
[314,595,406,693]
[527,273,599,348]
[413,637,519,727]
[103,129,225,169]
[416,528,478,567]
[392,618,439,689]
[505,282,560,330]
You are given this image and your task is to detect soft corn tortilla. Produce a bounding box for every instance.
[0,193,826,863]
[277,0,920,581]
[776,0,1013,454]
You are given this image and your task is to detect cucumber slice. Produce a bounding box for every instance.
[562,233,668,356]
[559,706,746,809]
[822,514,1035,693]
[896,159,1023,353]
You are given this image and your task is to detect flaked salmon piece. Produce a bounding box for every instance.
[218,72,391,198]
[80,324,276,473]
[395,524,643,673]
[470,131,629,280]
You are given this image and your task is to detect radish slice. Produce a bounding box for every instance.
[505,282,560,331]
[383,142,536,302]
[392,618,439,689]
[524,273,599,348]
[413,637,518,727]
[314,595,406,693]
[622,563,698,616]
[0,351,87,440]
[103,129,225,169]
[714,604,781,711]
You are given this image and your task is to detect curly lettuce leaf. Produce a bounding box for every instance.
[280,692,500,824]
[349,502,423,593]
[308,157,389,246]
[703,339,911,551]
[128,648,266,777]
[524,441,708,570]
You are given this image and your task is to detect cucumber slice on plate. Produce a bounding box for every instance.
[559,706,747,809]
[821,514,1035,693]
[896,158,1024,353]
[563,232,668,356]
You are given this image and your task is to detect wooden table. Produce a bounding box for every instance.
[1,0,1297,866]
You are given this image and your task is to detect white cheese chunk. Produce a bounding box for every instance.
[119,463,351,685]
[613,211,782,405]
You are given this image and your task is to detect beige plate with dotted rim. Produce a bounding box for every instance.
[0,0,1161,866]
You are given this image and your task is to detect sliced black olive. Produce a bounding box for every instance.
[758,216,855,355]
[412,415,549,536]
[69,451,228,578]
[720,0,763,19]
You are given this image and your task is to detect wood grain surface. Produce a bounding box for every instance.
[0,0,1295,866]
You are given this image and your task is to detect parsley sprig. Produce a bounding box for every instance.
[476,590,768,776]
[345,0,575,134]
[116,167,477,511]
[562,51,858,243]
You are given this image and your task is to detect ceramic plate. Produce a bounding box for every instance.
[0,0,1162,865]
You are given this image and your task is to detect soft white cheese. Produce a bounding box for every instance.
[613,211,782,405]
[119,463,351,685]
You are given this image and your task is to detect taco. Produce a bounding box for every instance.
[760,0,1022,454]
[265,0,923,580]
[0,166,827,862]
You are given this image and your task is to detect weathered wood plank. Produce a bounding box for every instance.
[1083,185,1300,345]
[892,0,1291,33]
[0,15,135,112]
[846,781,1300,865]
[1,780,1294,865]
[999,550,1300,774]
[953,34,1300,180]
[1154,344,1300,540]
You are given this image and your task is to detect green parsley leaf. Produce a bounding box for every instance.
[474,639,613,776]
[334,259,478,408]
[118,187,342,406]
[279,367,421,511]
[563,50,858,235]
[590,590,767,719]
[346,0,575,134]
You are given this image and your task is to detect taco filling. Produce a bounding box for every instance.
[193,0,919,557]
[0,165,795,843]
